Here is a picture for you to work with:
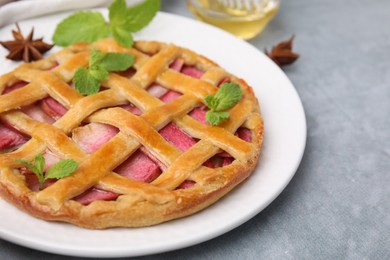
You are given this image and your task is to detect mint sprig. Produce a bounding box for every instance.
[205,83,243,126]
[73,49,135,95]
[53,0,160,47]
[16,154,79,190]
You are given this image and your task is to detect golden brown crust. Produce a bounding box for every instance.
[0,39,263,229]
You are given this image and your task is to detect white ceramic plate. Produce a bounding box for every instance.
[0,9,306,258]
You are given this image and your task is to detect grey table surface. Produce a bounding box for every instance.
[1,0,390,259]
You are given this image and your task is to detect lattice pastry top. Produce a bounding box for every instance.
[0,39,263,229]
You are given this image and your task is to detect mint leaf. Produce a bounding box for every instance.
[89,50,110,80]
[109,0,128,28]
[206,111,230,126]
[213,83,243,111]
[88,50,135,81]
[98,52,135,71]
[53,12,110,46]
[45,159,79,180]
[73,68,100,95]
[34,153,45,175]
[90,49,106,68]
[15,154,78,190]
[53,0,160,48]
[204,83,242,125]
[109,0,159,47]
[112,26,134,47]
[73,50,135,95]
[15,159,40,177]
[124,0,160,32]
[90,69,109,81]
[205,95,218,110]
[16,158,45,189]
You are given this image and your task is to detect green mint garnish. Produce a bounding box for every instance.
[53,0,160,47]
[52,12,110,46]
[73,49,135,95]
[205,83,243,126]
[16,154,79,190]
[73,67,101,95]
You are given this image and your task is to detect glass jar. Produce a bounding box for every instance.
[186,0,280,40]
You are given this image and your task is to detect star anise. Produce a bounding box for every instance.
[265,35,299,67]
[0,23,53,63]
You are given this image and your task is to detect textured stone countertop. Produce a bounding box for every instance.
[1,0,389,259]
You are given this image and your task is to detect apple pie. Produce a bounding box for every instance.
[0,39,263,229]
